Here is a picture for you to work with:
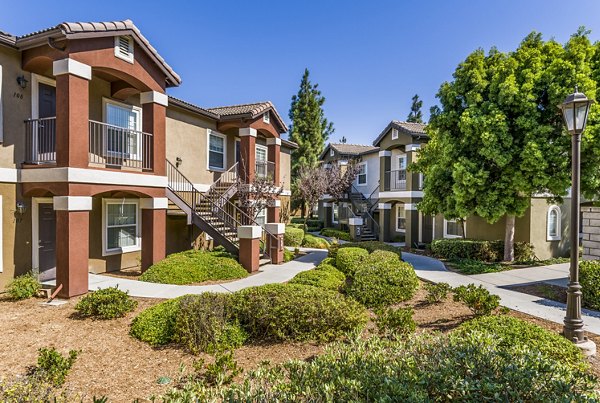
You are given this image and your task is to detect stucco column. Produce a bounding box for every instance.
[53,196,92,298]
[323,202,333,228]
[239,128,257,184]
[379,202,391,242]
[140,197,167,271]
[406,144,421,190]
[379,151,391,191]
[348,217,364,241]
[238,225,261,273]
[141,91,168,175]
[53,58,91,168]
[405,204,419,248]
[267,199,281,224]
[265,223,285,264]
[267,137,281,184]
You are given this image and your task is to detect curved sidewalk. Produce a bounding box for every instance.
[403,252,600,335]
[86,249,328,299]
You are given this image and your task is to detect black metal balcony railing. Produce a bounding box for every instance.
[25,117,56,164]
[255,160,276,180]
[384,169,407,191]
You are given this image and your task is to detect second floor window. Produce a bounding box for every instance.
[208,131,226,170]
[356,163,367,185]
[104,100,141,160]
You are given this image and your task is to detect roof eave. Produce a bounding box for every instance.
[168,97,220,120]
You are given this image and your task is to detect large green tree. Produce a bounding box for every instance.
[407,94,424,123]
[288,68,334,178]
[413,29,599,261]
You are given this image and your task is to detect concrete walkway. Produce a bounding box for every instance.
[57,248,327,299]
[403,252,600,335]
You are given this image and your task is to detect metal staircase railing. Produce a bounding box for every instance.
[207,162,239,205]
[349,184,380,239]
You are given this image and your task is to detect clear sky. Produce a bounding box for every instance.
[3,0,600,144]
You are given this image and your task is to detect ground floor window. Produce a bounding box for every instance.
[103,199,140,255]
[547,205,561,241]
[444,218,462,238]
[396,204,406,232]
[332,203,339,224]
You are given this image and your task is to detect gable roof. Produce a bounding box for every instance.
[15,20,181,87]
[373,120,427,146]
[0,30,16,47]
[320,143,379,160]
[206,101,288,133]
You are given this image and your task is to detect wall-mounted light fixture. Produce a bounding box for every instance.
[16,75,28,90]
[176,157,183,168]
[16,201,27,215]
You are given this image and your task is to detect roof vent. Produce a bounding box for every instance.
[392,128,398,140]
[115,36,134,63]
[263,111,270,124]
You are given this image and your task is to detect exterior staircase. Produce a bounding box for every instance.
[349,184,380,240]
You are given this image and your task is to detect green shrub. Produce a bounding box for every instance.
[455,315,587,371]
[581,260,600,310]
[291,218,323,230]
[452,284,500,316]
[430,239,534,262]
[319,257,336,267]
[140,250,247,285]
[74,287,137,319]
[424,282,451,304]
[347,260,419,307]
[364,250,400,265]
[231,284,368,343]
[301,234,330,249]
[340,241,402,259]
[174,293,246,354]
[32,347,78,387]
[327,242,340,260]
[320,227,352,241]
[289,269,345,291]
[450,258,504,274]
[283,249,295,262]
[6,272,41,300]
[375,307,416,338]
[335,247,369,277]
[315,263,346,282]
[284,226,304,247]
[130,298,181,346]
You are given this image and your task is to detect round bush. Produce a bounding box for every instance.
[6,272,41,300]
[130,298,181,346]
[140,250,247,285]
[232,283,368,342]
[301,234,330,249]
[284,249,295,262]
[581,260,600,310]
[75,287,137,319]
[316,263,346,282]
[335,247,369,277]
[319,257,336,267]
[340,241,402,259]
[455,315,586,371]
[347,260,419,308]
[364,250,400,265]
[289,269,345,291]
[284,227,304,247]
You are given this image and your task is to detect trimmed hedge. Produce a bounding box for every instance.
[139,250,247,285]
[231,284,368,342]
[130,298,180,346]
[284,249,295,262]
[289,269,345,291]
[335,247,369,277]
[320,228,352,241]
[455,315,586,371]
[319,257,336,267]
[340,241,402,259]
[430,238,534,262]
[74,287,137,319]
[284,226,304,247]
[291,218,324,230]
[347,260,419,308]
[316,263,346,282]
[580,260,600,310]
[302,234,330,249]
[364,250,400,266]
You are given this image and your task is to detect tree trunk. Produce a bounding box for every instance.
[504,214,516,262]
[461,219,466,239]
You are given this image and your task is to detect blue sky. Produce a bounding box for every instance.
[3,1,600,144]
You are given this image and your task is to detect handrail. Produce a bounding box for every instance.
[24,117,56,164]
[349,184,380,236]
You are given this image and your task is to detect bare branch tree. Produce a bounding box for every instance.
[296,165,329,231]
[326,161,360,202]
[237,156,283,224]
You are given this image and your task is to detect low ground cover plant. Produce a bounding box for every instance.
[424,282,451,304]
[74,287,137,319]
[6,272,41,300]
[449,258,505,274]
[374,307,416,338]
[452,284,500,316]
[580,260,600,310]
[320,227,352,241]
[30,347,79,387]
[139,250,247,285]
[284,226,304,247]
[431,238,534,262]
[301,233,330,249]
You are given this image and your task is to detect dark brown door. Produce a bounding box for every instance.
[422,214,434,244]
[38,203,56,281]
[38,83,56,118]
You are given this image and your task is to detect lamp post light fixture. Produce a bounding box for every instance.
[559,86,596,355]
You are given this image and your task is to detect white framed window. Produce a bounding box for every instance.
[444,218,462,239]
[356,162,367,186]
[263,112,270,124]
[547,205,561,241]
[330,148,334,157]
[255,207,266,226]
[392,128,399,140]
[102,199,141,255]
[396,204,406,232]
[398,154,407,170]
[114,36,134,63]
[208,130,227,171]
[103,98,142,160]
[332,203,339,224]
[256,144,268,178]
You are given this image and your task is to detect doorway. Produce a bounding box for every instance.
[33,198,56,281]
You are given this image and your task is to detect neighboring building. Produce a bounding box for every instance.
[0,20,294,297]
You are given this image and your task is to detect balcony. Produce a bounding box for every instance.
[383,169,407,191]
[25,118,153,170]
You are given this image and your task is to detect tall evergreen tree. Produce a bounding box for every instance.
[288,69,334,178]
[407,94,424,123]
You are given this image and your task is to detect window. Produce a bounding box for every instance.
[256,145,268,178]
[114,36,134,63]
[396,204,406,232]
[103,199,140,255]
[392,128,398,140]
[332,203,339,224]
[263,112,270,123]
[103,99,142,159]
[255,208,266,226]
[398,154,407,170]
[208,130,226,170]
[547,206,561,241]
[356,163,367,186]
[330,148,334,157]
[444,218,462,238]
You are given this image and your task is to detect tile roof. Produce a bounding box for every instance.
[207,101,288,133]
[0,30,16,47]
[15,20,181,87]
[320,143,379,160]
[373,120,428,146]
[168,96,220,120]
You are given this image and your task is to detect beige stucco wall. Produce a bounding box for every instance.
[280,147,292,190]
[528,197,570,260]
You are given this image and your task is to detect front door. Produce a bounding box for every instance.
[38,203,56,281]
[422,214,434,244]
[38,83,56,119]
[37,83,56,159]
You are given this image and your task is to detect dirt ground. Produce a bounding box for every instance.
[1,280,598,401]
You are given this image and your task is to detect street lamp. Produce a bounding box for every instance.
[559,87,596,355]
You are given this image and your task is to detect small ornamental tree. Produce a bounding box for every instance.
[325,162,361,202]
[237,156,283,224]
[296,166,329,231]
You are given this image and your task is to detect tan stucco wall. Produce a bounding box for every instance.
[280,147,292,190]
[528,197,570,260]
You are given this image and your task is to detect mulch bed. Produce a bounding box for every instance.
[508,283,568,304]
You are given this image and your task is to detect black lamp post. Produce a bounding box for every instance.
[559,87,595,354]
